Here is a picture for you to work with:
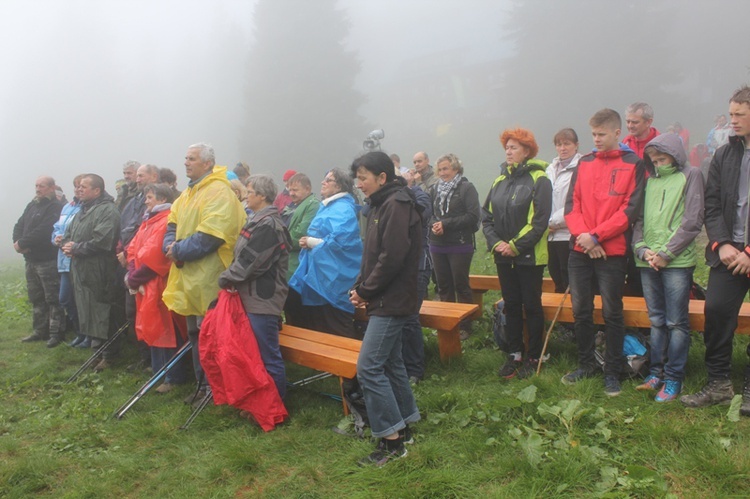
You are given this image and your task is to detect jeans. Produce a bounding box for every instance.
[402,268,430,379]
[151,330,187,385]
[357,315,421,438]
[249,313,286,400]
[496,264,545,358]
[640,267,693,382]
[568,252,627,376]
[59,271,79,336]
[704,263,750,379]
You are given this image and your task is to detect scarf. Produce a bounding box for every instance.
[437,174,462,217]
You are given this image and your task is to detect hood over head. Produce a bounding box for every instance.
[643,133,687,175]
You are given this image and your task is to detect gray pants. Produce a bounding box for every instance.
[25,260,62,338]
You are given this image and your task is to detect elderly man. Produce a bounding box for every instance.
[411,151,438,191]
[162,143,246,400]
[115,161,141,211]
[13,176,64,346]
[62,174,122,370]
[623,102,660,159]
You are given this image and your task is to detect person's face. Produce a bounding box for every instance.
[625,110,652,138]
[555,139,578,161]
[35,178,55,199]
[505,139,530,164]
[123,167,137,184]
[647,150,673,168]
[729,102,750,140]
[77,178,100,202]
[320,172,341,199]
[591,125,621,152]
[412,153,428,173]
[355,167,385,198]
[437,160,458,182]
[245,184,265,212]
[136,166,158,189]
[144,191,165,212]
[717,115,728,127]
[289,182,311,203]
[184,148,213,181]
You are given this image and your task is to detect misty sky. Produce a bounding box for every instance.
[2,0,746,261]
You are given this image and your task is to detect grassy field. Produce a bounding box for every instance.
[2,238,750,498]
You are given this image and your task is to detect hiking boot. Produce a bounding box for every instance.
[636,375,663,392]
[92,358,110,372]
[740,373,750,417]
[358,438,407,467]
[21,333,47,343]
[604,375,621,397]
[655,380,681,403]
[498,356,522,379]
[46,336,64,348]
[516,358,539,379]
[561,366,597,385]
[155,382,175,394]
[399,425,414,445]
[680,379,734,408]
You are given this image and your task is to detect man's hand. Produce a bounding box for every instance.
[432,221,444,236]
[647,253,668,270]
[349,289,367,308]
[576,233,598,251]
[719,244,741,266]
[727,251,750,276]
[62,242,74,256]
[54,235,63,246]
[299,236,309,249]
[587,245,607,259]
[495,241,515,257]
[13,241,23,253]
[117,251,127,267]
[165,242,176,261]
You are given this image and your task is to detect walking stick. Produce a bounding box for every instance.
[113,342,192,419]
[179,390,213,430]
[536,286,570,376]
[65,321,130,383]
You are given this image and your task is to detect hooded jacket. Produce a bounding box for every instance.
[623,127,660,158]
[354,179,422,317]
[482,159,552,266]
[286,193,321,279]
[546,153,582,242]
[565,146,645,257]
[52,200,81,272]
[632,133,704,268]
[704,134,750,267]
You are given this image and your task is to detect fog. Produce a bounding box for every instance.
[2,0,748,261]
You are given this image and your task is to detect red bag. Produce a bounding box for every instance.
[199,290,288,431]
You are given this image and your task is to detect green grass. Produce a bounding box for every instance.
[2,236,750,498]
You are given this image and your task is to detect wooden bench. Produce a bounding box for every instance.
[516,292,750,334]
[278,324,361,414]
[354,300,478,362]
[469,274,557,319]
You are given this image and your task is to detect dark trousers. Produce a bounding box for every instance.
[186,315,204,386]
[402,268,430,379]
[547,240,570,293]
[59,272,79,336]
[125,292,151,363]
[432,250,474,331]
[284,289,310,329]
[704,264,750,379]
[25,260,62,338]
[568,251,627,376]
[308,304,359,339]
[496,263,545,359]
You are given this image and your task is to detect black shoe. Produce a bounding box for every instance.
[46,336,64,348]
[68,335,85,347]
[498,356,522,379]
[358,438,407,466]
[21,333,47,343]
[561,366,598,385]
[604,375,622,397]
[75,337,92,349]
[399,425,414,444]
[516,358,539,379]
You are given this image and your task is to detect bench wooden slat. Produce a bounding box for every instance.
[280,324,361,352]
[278,334,359,379]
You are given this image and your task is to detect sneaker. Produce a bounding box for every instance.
[741,375,750,417]
[399,425,414,445]
[680,379,734,408]
[155,382,175,394]
[516,358,539,379]
[358,438,407,467]
[604,375,621,397]
[21,333,47,343]
[636,375,663,391]
[561,366,597,385]
[498,356,522,379]
[655,380,682,403]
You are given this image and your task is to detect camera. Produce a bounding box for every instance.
[363,129,385,151]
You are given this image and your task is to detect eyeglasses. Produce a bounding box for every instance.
[323,177,336,184]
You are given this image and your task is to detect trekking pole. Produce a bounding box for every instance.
[113,342,192,419]
[536,286,570,376]
[179,390,213,430]
[65,321,130,383]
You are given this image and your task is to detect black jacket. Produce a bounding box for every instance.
[13,196,62,262]
[355,180,422,317]
[704,134,749,267]
[428,177,480,248]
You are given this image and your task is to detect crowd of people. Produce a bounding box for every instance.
[11,85,750,467]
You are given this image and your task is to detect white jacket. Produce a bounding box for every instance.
[546,153,581,242]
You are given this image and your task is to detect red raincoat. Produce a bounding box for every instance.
[199,290,288,431]
[128,209,186,347]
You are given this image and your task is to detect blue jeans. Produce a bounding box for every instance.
[248,313,286,400]
[402,268,430,379]
[568,252,627,376]
[59,272,79,335]
[640,267,693,382]
[151,343,187,385]
[357,315,421,438]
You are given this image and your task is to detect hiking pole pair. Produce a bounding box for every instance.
[536,286,570,376]
[180,390,213,430]
[113,342,192,419]
[65,321,130,383]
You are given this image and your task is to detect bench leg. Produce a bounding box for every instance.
[437,327,462,362]
[471,291,486,320]
[339,377,350,416]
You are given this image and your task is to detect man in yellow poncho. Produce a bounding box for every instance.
[162,142,246,398]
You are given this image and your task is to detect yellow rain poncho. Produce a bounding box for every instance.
[162,167,247,316]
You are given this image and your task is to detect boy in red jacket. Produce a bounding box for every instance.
[562,108,645,396]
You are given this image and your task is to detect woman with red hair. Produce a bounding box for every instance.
[482,128,552,379]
